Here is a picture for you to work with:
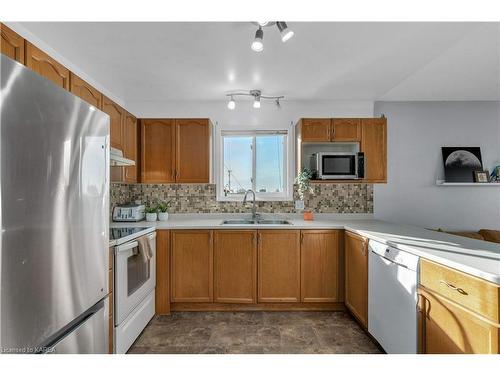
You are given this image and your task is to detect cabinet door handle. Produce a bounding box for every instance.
[439,280,468,295]
[331,124,335,140]
[258,233,262,245]
[253,232,257,247]
[300,233,304,245]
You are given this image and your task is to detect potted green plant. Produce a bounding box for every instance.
[145,203,158,222]
[157,200,172,221]
[295,168,314,220]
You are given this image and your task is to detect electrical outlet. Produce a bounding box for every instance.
[295,200,305,210]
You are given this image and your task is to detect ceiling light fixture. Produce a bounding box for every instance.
[250,22,294,52]
[251,27,264,52]
[253,95,261,109]
[276,22,294,43]
[225,90,284,110]
[227,95,236,110]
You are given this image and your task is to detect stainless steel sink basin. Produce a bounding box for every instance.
[221,219,292,225]
[221,219,256,225]
[257,219,292,225]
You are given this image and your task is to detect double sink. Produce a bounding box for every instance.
[221,219,292,225]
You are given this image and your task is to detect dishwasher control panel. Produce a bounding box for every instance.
[369,240,420,272]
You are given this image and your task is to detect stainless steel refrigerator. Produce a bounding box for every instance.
[0,55,109,354]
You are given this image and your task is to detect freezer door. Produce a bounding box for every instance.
[0,55,110,352]
[50,299,108,354]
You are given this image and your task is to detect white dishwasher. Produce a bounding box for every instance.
[368,240,420,354]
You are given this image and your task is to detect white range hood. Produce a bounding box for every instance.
[110,147,135,167]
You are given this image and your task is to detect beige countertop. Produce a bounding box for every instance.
[110,213,500,284]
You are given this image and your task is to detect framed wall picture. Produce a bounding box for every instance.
[442,147,483,182]
[474,170,490,183]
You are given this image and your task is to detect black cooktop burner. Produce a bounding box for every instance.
[109,227,151,241]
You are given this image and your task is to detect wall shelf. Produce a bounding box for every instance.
[436,180,500,187]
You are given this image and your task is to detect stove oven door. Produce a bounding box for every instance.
[114,232,156,325]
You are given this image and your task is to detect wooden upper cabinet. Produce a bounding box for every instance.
[361,118,387,182]
[214,230,257,304]
[170,230,213,303]
[102,96,125,150]
[300,230,342,303]
[122,112,137,183]
[25,42,70,90]
[1,23,24,63]
[344,231,368,329]
[175,119,210,183]
[331,119,361,142]
[301,118,331,142]
[141,119,176,183]
[70,73,102,109]
[418,287,500,354]
[258,230,301,303]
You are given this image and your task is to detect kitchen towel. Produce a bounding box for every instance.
[137,235,153,263]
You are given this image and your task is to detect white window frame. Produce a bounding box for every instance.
[216,129,292,202]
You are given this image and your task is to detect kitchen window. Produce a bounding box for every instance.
[218,130,290,201]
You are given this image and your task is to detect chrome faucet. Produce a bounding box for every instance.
[243,189,258,221]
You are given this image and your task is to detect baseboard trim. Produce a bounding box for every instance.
[169,302,346,312]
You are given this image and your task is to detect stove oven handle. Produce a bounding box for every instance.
[116,232,157,254]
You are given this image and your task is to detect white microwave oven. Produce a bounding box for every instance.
[311,152,365,180]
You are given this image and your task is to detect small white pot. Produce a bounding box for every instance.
[158,212,169,221]
[145,213,157,222]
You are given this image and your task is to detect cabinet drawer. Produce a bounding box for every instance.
[420,259,500,323]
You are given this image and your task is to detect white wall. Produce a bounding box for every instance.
[374,101,500,231]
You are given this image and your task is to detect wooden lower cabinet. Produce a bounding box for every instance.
[301,230,343,303]
[155,230,170,314]
[418,287,500,354]
[258,230,301,303]
[344,231,368,329]
[171,230,213,302]
[214,230,257,304]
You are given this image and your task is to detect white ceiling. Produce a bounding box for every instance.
[16,22,500,103]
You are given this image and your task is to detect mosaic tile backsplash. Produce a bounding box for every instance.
[111,183,373,214]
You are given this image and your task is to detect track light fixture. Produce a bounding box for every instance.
[227,95,236,110]
[251,27,264,52]
[253,95,261,109]
[277,22,294,43]
[250,22,294,52]
[225,90,284,110]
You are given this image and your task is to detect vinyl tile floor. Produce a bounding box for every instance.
[127,311,382,354]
